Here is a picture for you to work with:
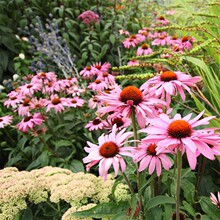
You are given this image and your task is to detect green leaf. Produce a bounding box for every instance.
[64,159,84,173]
[199,196,220,219]
[72,202,129,218]
[20,208,33,220]
[183,201,196,217]
[164,204,173,220]
[0,50,8,70]
[145,195,176,211]
[109,34,115,44]
[55,140,72,148]
[181,179,195,203]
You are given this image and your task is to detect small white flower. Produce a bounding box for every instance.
[18,53,25,59]
[0,85,5,90]
[21,37,29,42]
[15,35,20,40]
[13,74,19,81]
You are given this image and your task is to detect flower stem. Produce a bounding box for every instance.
[122,172,135,196]
[131,108,138,146]
[176,149,182,220]
[131,107,144,219]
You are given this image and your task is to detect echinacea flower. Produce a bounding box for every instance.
[151,33,168,46]
[106,115,131,130]
[85,117,108,131]
[136,43,153,56]
[133,142,172,176]
[210,192,220,209]
[127,59,139,66]
[46,95,65,113]
[0,115,13,128]
[140,70,202,105]
[79,66,97,79]
[83,125,133,179]
[97,84,166,128]
[156,16,170,26]
[143,111,218,169]
[16,113,45,133]
[63,97,84,108]
[122,35,139,48]
[87,79,108,92]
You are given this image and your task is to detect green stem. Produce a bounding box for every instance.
[3,127,16,146]
[176,150,182,220]
[195,156,207,200]
[38,136,58,158]
[131,108,138,146]
[131,108,144,219]
[122,172,135,196]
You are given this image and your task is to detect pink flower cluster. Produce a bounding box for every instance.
[120,14,196,64]
[78,10,100,26]
[4,72,85,133]
[82,62,220,180]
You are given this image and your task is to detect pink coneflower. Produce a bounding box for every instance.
[29,98,47,110]
[122,34,139,48]
[67,85,85,97]
[88,95,103,109]
[79,66,97,79]
[127,59,139,66]
[119,29,130,36]
[136,43,153,56]
[133,142,172,176]
[85,117,108,131]
[63,97,84,108]
[156,16,170,26]
[32,126,47,137]
[179,36,195,51]
[83,124,133,179]
[151,33,168,46]
[0,115,13,128]
[140,70,202,105]
[92,62,111,74]
[142,111,218,169]
[31,72,57,84]
[16,113,45,133]
[46,95,65,113]
[96,72,115,84]
[17,98,32,116]
[87,79,108,92]
[106,115,131,130]
[210,192,220,209]
[4,92,24,108]
[166,35,180,46]
[136,29,149,42]
[97,85,166,128]
[19,83,42,95]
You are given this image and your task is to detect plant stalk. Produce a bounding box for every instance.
[176,149,182,220]
[131,108,144,219]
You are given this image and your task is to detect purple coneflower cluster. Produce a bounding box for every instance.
[3,72,85,134]
[120,14,195,65]
[82,61,220,180]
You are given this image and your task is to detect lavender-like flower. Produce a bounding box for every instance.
[23,15,79,78]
